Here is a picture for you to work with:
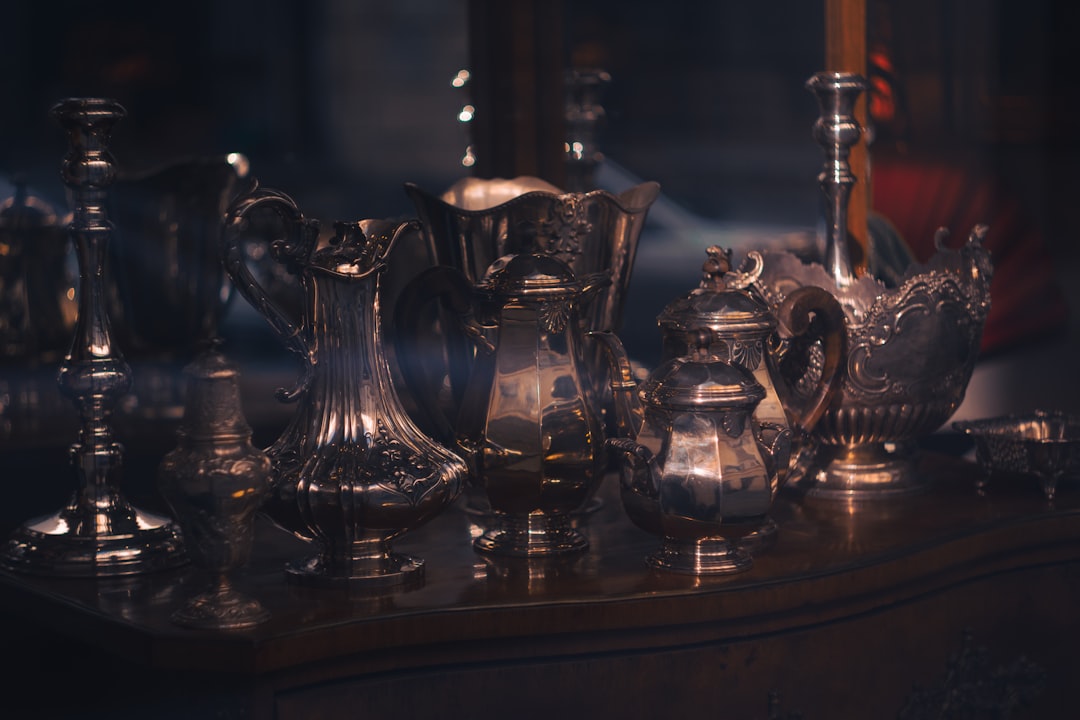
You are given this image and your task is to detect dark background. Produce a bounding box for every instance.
[3,1,1076,235]
[1,0,1078,403]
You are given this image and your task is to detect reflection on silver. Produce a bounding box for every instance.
[597,328,782,574]
[1,98,185,577]
[401,176,659,442]
[221,188,468,589]
[158,345,272,629]
[750,73,992,501]
[954,411,1080,501]
[399,254,609,556]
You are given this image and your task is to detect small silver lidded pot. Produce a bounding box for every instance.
[597,328,782,575]
[158,342,272,630]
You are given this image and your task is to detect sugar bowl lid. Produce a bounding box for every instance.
[657,247,775,335]
[639,328,766,410]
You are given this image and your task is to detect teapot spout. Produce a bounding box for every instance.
[589,330,644,439]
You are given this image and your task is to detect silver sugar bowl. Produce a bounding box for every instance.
[157,344,272,629]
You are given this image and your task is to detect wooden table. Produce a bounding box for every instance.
[1,439,1077,719]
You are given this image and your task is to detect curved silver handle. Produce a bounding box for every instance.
[220,185,320,402]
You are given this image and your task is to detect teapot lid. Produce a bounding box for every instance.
[480,253,584,299]
[639,329,766,410]
[657,247,775,335]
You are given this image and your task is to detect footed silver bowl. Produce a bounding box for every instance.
[954,410,1080,501]
[753,226,993,500]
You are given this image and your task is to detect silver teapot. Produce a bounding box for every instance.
[596,327,781,574]
[656,246,846,484]
[397,253,610,557]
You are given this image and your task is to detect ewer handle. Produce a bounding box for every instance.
[220,186,320,402]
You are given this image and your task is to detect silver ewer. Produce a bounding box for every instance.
[158,344,272,630]
[221,188,468,589]
[750,73,993,500]
[1,98,186,577]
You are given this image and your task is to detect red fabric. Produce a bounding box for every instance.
[871,153,1069,355]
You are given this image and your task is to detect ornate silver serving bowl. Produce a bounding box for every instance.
[754,226,992,499]
[746,71,994,502]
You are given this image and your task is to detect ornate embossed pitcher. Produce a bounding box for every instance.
[402,176,660,440]
[221,187,468,588]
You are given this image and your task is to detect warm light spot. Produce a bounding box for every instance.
[225,152,250,176]
[458,105,474,123]
[66,287,76,301]
[451,69,470,88]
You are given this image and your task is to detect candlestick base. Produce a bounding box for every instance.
[1,504,185,577]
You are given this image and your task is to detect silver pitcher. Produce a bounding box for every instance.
[596,328,782,575]
[110,153,254,359]
[401,176,660,441]
[0,181,73,365]
[220,187,468,588]
[397,253,610,557]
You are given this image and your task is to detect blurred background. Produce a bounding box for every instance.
[1,0,1078,436]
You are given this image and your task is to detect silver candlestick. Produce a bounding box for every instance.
[0,98,186,577]
[807,71,867,289]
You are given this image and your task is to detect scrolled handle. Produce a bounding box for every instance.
[775,285,847,433]
[220,185,320,402]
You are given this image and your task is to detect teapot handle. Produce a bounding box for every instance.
[393,264,481,444]
[774,285,847,433]
[220,186,320,402]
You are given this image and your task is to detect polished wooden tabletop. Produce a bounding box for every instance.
[1,435,1077,681]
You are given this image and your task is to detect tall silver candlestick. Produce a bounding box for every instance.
[1,98,186,577]
[807,71,867,289]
